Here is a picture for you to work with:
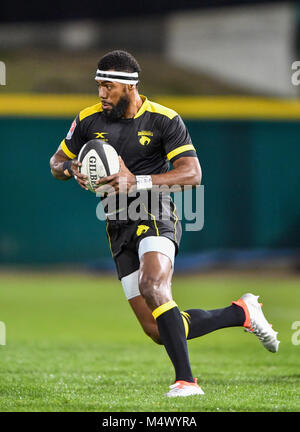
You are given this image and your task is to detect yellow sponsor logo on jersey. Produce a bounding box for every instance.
[138,131,153,136]
[139,136,151,146]
[136,225,150,236]
[138,130,153,146]
[94,132,108,140]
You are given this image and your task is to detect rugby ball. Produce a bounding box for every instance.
[78,139,120,192]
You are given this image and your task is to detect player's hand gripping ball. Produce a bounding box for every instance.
[78,139,120,193]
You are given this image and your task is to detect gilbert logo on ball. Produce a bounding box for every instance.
[88,156,98,190]
[0,61,6,86]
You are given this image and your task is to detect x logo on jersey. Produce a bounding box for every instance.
[94,132,108,139]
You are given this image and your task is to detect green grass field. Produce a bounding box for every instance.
[0,271,299,412]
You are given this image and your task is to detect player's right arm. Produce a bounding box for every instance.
[49,146,88,190]
[49,116,89,190]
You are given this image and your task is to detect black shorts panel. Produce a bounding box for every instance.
[113,245,140,281]
[106,218,182,280]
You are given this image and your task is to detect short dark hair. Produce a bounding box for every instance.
[97,50,141,74]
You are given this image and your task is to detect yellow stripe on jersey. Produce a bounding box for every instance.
[60,139,77,159]
[79,102,103,121]
[152,300,177,320]
[146,100,178,120]
[134,96,178,120]
[167,144,196,161]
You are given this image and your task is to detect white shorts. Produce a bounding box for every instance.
[120,236,175,300]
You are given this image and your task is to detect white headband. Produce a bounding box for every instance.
[95,69,139,85]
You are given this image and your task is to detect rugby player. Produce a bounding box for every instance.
[50,50,279,397]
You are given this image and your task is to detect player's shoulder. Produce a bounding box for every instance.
[78,102,103,122]
[143,98,178,121]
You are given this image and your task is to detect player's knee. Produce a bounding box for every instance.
[139,272,160,297]
[139,272,171,311]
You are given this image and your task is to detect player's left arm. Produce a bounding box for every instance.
[151,156,201,187]
[96,154,200,195]
[153,113,201,187]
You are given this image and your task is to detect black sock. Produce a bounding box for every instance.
[153,301,194,383]
[182,304,245,340]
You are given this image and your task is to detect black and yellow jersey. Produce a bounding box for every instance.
[60,95,197,174]
[59,95,198,266]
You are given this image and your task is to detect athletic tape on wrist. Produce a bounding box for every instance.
[136,175,152,191]
[63,160,74,177]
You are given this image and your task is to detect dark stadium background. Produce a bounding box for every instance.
[1,0,299,272]
[0,0,286,22]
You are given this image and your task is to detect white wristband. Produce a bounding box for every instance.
[136,175,152,191]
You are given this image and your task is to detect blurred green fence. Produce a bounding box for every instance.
[1,96,300,264]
